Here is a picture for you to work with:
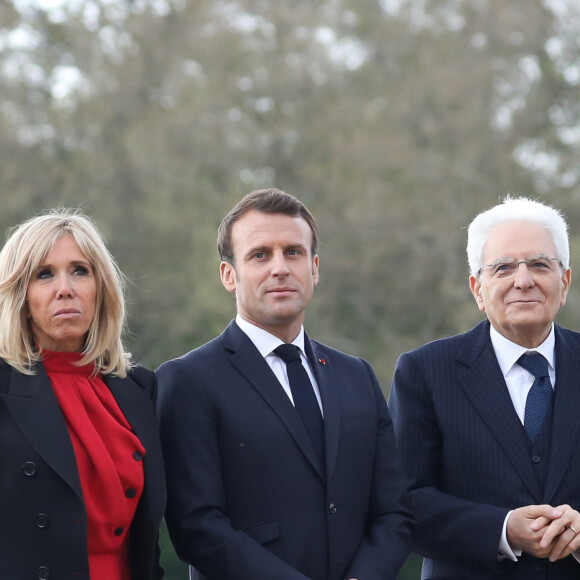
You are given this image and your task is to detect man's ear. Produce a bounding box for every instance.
[220,261,237,293]
[560,267,571,306]
[312,254,319,286]
[469,275,485,312]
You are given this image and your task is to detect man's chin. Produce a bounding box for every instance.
[501,316,552,344]
[263,307,305,325]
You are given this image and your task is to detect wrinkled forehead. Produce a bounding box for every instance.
[483,221,557,263]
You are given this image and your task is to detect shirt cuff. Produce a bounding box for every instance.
[499,510,522,561]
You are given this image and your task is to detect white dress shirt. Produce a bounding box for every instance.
[235,315,324,414]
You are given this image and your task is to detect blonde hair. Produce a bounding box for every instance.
[0,209,132,376]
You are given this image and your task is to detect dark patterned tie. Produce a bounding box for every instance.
[518,353,553,442]
[274,344,325,466]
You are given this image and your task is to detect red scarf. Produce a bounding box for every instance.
[44,351,145,580]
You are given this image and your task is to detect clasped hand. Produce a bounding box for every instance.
[507,504,580,561]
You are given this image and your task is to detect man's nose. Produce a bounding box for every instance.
[271,252,290,276]
[513,262,535,288]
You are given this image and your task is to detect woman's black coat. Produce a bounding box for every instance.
[0,359,166,579]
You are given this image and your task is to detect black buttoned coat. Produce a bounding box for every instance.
[0,358,166,579]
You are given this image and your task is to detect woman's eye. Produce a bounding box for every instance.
[36,269,52,280]
[74,265,90,275]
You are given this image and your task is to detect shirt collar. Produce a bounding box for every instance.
[490,323,555,378]
[235,314,306,357]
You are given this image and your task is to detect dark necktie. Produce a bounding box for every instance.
[274,344,325,466]
[518,353,553,442]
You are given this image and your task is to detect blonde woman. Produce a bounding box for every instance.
[0,209,165,579]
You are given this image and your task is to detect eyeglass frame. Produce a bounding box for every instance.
[476,257,564,279]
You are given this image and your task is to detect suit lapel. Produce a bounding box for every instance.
[305,337,340,482]
[1,363,83,499]
[456,322,543,501]
[222,322,325,480]
[544,327,580,503]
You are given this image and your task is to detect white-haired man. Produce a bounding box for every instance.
[389,197,580,579]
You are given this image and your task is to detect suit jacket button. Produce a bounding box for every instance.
[531,455,541,464]
[328,502,337,514]
[22,461,38,477]
[37,565,50,579]
[35,514,50,529]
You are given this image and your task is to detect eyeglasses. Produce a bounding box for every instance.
[477,257,562,279]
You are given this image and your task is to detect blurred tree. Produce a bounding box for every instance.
[2,0,579,376]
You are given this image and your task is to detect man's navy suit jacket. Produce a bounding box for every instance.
[156,320,413,580]
[388,320,580,579]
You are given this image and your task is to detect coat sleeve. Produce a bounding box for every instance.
[156,358,310,580]
[344,359,415,580]
[388,350,508,573]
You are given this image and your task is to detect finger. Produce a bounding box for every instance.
[543,506,579,547]
[530,516,551,532]
[553,504,573,514]
[559,523,580,560]
[525,504,562,519]
[541,506,577,541]
[551,504,572,522]
[548,526,578,561]
[540,518,568,548]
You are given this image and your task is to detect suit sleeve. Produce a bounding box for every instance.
[388,351,508,572]
[345,360,414,580]
[156,359,310,580]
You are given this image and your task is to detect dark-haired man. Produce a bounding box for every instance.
[157,188,412,580]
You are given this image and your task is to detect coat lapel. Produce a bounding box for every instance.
[106,373,154,450]
[305,337,340,482]
[106,372,166,515]
[544,326,580,503]
[222,322,325,481]
[1,363,83,499]
[456,322,543,501]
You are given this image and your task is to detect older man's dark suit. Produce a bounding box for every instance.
[388,320,580,580]
[0,359,166,579]
[156,320,412,580]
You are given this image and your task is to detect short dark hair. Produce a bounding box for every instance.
[218,188,318,264]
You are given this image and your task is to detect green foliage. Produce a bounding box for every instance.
[159,523,188,578]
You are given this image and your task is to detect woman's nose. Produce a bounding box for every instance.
[55,275,75,298]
